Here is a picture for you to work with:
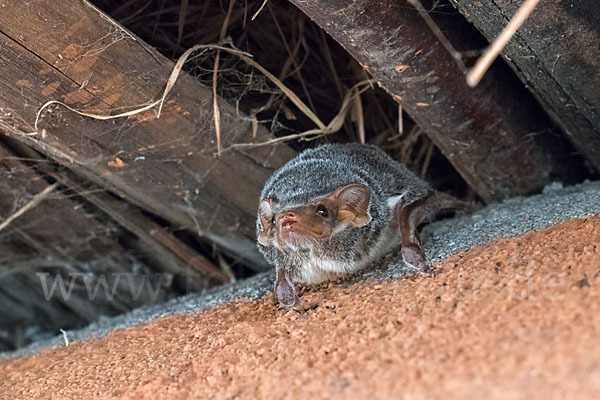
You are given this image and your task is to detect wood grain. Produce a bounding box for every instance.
[0,0,295,270]
[449,0,600,172]
[0,143,172,350]
[289,0,581,202]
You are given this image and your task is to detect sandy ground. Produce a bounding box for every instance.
[1,214,599,399]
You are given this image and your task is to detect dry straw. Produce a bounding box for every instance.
[32,41,372,155]
[0,182,58,234]
[467,0,540,87]
[408,0,540,87]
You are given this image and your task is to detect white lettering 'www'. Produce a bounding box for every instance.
[36,273,164,302]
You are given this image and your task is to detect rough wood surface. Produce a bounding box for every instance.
[5,136,230,286]
[0,0,295,270]
[449,0,600,172]
[0,142,176,350]
[288,0,579,202]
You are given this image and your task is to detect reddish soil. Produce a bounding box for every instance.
[2,215,600,399]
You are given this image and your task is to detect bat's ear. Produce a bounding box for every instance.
[259,198,273,221]
[258,198,275,245]
[331,183,371,227]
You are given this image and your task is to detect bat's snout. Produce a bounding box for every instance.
[279,211,298,230]
[275,208,326,249]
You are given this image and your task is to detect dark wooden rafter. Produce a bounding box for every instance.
[0,134,235,349]
[449,0,600,172]
[289,0,582,202]
[0,142,167,347]
[0,0,296,271]
[4,135,230,286]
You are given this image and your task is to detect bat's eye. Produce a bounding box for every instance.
[316,204,328,217]
[271,216,276,225]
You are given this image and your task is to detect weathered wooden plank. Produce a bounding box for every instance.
[0,142,176,349]
[288,0,580,202]
[0,0,295,270]
[4,136,229,286]
[449,0,600,172]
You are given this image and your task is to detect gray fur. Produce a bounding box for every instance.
[257,143,431,284]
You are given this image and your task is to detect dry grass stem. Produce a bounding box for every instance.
[212,0,236,156]
[60,329,70,347]
[33,100,159,132]
[175,0,189,52]
[351,92,365,144]
[212,56,222,156]
[420,141,434,177]
[251,114,258,138]
[269,6,316,114]
[467,0,540,87]
[0,182,58,233]
[251,0,269,21]
[227,80,372,149]
[397,103,403,137]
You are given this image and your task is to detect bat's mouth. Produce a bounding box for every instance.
[276,210,326,249]
[278,230,321,250]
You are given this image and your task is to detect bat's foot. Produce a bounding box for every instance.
[401,244,430,274]
[276,294,300,311]
[275,268,300,310]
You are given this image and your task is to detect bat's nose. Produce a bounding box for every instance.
[279,211,297,230]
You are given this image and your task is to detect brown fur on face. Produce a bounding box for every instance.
[275,204,333,248]
[258,183,372,250]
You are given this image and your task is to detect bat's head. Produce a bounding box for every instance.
[257,183,371,251]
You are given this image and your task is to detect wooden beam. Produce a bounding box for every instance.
[0,0,295,270]
[5,136,230,286]
[289,0,580,202]
[0,142,173,348]
[449,0,600,172]
[0,136,234,349]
